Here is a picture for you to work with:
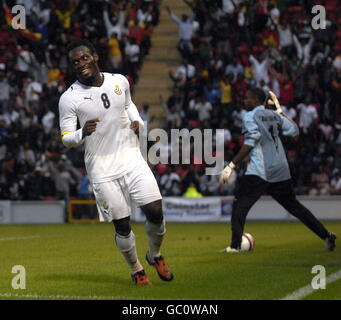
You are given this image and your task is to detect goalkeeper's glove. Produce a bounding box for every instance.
[219,162,236,184]
[268,91,282,114]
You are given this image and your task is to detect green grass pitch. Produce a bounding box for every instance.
[0,221,340,300]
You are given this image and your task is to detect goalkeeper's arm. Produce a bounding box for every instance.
[219,144,253,184]
[267,91,282,114]
[267,91,297,126]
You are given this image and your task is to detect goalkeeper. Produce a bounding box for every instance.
[219,88,336,252]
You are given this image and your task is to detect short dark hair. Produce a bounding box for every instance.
[66,39,96,60]
[248,87,266,104]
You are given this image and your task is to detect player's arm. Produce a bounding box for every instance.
[279,113,299,137]
[219,115,259,184]
[123,76,144,135]
[59,94,99,148]
[267,91,299,137]
[166,6,181,24]
[219,144,253,184]
[232,144,253,165]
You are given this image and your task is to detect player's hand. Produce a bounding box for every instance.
[219,162,235,184]
[130,121,141,135]
[82,118,100,137]
[268,91,282,114]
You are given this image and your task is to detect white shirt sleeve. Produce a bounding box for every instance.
[59,92,85,148]
[122,76,144,128]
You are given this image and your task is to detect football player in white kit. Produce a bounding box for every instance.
[59,40,173,285]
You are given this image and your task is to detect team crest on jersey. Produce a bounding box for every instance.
[103,201,109,216]
[114,85,122,95]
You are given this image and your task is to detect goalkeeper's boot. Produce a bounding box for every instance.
[325,232,337,251]
[220,246,240,253]
[131,269,152,286]
[146,252,174,281]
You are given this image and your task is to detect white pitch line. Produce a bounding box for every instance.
[0,293,144,300]
[280,268,341,300]
[0,236,40,241]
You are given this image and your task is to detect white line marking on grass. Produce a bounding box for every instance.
[0,293,144,300]
[280,268,341,300]
[0,236,40,241]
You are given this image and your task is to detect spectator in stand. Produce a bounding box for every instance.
[234,73,248,104]
[125,37,140,83]
[48,156,80,222]
[25,76,42,109]
[277,21,293,53]
[219,73,234,117]
[311,165,330,196]
[209,52,224,79]
[166,5,196,59]
[331,72,341,111]
[140,21,153,58]
[293,33,314,66]
[265,2,280,29]
[0,66,10,113]
[203,82,220,106]
[103,3,126,41]
[140,103,151,123]
[183,183,202,198]
[16,44,37,89]
[318,120,334,143]
[41,106,55,135]
[225,57,244,82]
[75,169,95,219]
[169,58,196,88]
[166,88,184,114]
[160,166,182,196]
[249,51,269,87]
[163,104,182,129]
[55,0,76,29]
[108,32,123,72]
[200,171,220,196]
[128,20,144,46]
[231,102,246,133]
[296,95,318,135]
[137,4,153,25]
[194,94,212,122]
[331,171,341,195]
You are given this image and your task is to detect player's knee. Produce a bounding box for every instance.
[142,200,163,224]
[113,217,131,236]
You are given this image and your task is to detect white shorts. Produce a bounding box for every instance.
[92,161,162,222]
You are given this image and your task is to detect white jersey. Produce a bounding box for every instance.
[59,72,145,183]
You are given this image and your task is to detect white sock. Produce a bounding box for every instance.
[115,231,143,274]
[145,217,166,259]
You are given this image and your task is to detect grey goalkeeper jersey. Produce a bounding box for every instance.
[242,105,299,182]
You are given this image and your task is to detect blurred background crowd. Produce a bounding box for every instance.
[0,0,341,208]
[0,0,160,204]
[151,0,341,198]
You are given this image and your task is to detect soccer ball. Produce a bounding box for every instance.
[240,233,255,251]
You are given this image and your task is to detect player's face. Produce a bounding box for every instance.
[69,46,99,83]
[244,91,257,110]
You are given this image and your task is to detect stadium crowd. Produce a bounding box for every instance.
[152,0,341,197]
[0,0,341,207]
[0,0,160,202]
